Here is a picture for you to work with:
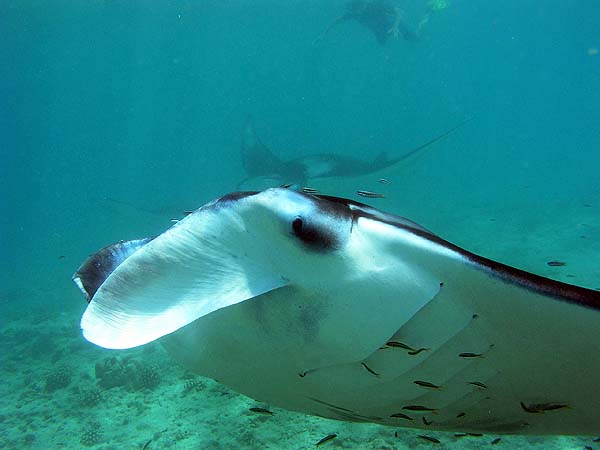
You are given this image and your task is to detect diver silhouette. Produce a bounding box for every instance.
[314,0,418,45]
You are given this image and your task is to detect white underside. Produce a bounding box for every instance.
[79,188,600,434]
[164,216,600,435]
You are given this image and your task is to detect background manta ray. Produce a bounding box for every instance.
[239,118,469,188]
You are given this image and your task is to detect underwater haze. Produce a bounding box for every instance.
[1,0,600,448]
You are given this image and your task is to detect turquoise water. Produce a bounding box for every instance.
[1,1,599,448]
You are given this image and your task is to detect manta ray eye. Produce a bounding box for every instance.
[292,217,304,234]
[290,215,336,250]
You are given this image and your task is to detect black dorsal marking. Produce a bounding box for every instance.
[72,238,152,302]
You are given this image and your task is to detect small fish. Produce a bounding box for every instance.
[390,412,413,420]
[467,381,488,389]
[302,187,319,195]
[418,435,440,444]
[454,433,467,438]
[280,183,293,188]
[468,433,483,437]
[378,178,390,184]
[316,434,337,446]
[594,437,600,442]
[170,219,180,223]
[547,260,567,267]
[142,439,152,450]
[403,405,438,412]
[414,380,441,390]
[408,347,430,356]
[491,437,502,445]
[182,210,194,216]
[422,416,433,425]
[456,412,466,418]
[520,402,569,413]
[249,407,273,415]
[356,190,385,199]
[386,341,414,350]
[58,255,66,259]
[459,352,483,358]
[361,362,380,377]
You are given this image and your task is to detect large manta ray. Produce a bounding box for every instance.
[73,188,600,435]
[239,119,468,188]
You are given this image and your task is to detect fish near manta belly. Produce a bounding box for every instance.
[73,187,600,435]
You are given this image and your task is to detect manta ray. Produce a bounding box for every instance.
[73,187,600,435]
[239,118,468,188]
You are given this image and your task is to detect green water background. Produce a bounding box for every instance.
[1,1,599,448]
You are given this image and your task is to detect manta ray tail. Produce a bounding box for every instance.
[381,117,473,168]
